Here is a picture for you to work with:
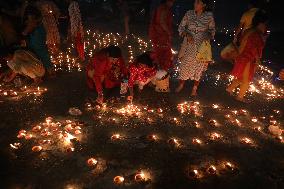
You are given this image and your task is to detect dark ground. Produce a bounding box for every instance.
[1,8,284,189]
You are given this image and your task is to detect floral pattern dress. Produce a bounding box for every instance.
[178,10,215,81]
[36,0,60,46]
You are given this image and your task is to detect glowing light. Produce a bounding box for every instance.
[207,165,217,174]
[113,176,124,184]
[87,158,98,166]
[111,134,121,140]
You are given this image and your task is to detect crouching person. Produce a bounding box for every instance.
[86,45,127,104]
[2,49,45,84]
[127,52,167,102]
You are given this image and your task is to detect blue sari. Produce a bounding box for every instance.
[27,24,52,69]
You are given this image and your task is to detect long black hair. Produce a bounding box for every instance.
[199,0,214,12]
[252,9,268,28]
[135,52,154,68]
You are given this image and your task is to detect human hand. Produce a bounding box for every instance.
[186,34,194,44]
[127,95,133,103]
[96,94,104,104]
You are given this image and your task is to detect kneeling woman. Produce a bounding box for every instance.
[127,52,159,101]
[226,10,268,102]
[2,49,45,84]
[86,45,127,104]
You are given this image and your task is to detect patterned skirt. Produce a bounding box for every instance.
[178,37,208,81]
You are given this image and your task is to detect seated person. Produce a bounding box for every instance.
[127,52,159,102]
[1,48,45,84]
[86,45,127,104]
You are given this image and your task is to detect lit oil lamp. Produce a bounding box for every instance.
[87,158,98,167]
[25,134,33,140]
[66,147,75,153]
[239,109,248,115]
[74,130,81,135]
[10,143,21,150]
[32,146,42,152]
[157,108,163,113]
[113,176,124,184]
[240,137,253,145]
[209,119,217,127]
[32,125,41,132]
[277,136,283,143]
[134,171,145,182]
[17,130,27,138]
[111,134,121,141]
[225,114,231,119]
[193,121,201,128]
[234,119,241,126]
[168,138,181,147]
[254,126,262,132]
[147,134,158,142]
[188,169,201,179]
[207,165,217,174]
[209,132,222,140]
[212,104,219,109]
[192,138,202,145]
[224,162,234,171]
[65,124,73,131]
[270,120,277,125]
[251,118,258,123]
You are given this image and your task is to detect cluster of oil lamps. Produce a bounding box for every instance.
[0,84,47,100]
[187,161,236,179]
[10,117,83,153]
[50,30,152,72]
[208,63,283,101]
[90,100,283,147]
[113,170,151,185]
[86,156,151,185]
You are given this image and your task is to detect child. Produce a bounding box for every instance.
[127,52,158,102]
[86,45,127,104]
[1,48,45,84]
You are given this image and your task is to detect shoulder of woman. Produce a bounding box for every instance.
[186,10,194,16]
[205,11,214,18]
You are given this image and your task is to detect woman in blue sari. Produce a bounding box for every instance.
[22,4,53,74]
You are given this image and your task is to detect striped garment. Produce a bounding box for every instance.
[178,10,215,81]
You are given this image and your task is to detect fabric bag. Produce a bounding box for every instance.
[196,40,212,62]
[220,42,239,62]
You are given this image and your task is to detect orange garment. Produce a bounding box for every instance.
[149,4,173,70]
[240,8,259,31]
[231,29,264,82]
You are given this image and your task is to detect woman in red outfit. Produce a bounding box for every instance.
[226,10,268,102]
[149,0,174,71]
[127,52,157,101]
[86,45,127,104]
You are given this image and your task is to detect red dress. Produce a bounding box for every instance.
[86,52,127,93]
[149,4,173,71]
[231,30,264,81]
[128,64,157,88]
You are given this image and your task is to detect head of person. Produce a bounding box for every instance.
[194,0,212,13]
[135,52,154,69]
[161,0,175,8]
[248,0,260,9]
[0,48,14,62]
[252,10,268,33]
[106,45,122,64]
